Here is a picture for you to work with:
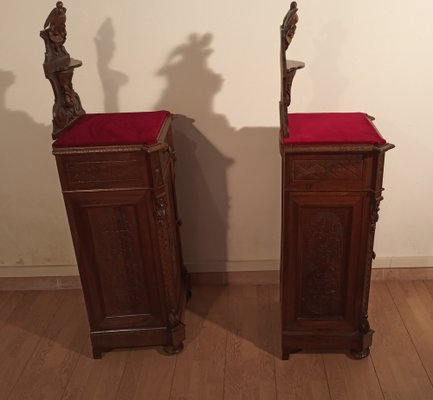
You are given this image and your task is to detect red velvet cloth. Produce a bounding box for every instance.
[53,111,170,148]
[282,112,386,145]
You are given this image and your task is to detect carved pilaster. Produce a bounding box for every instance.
[362,193,384,317]
[153,189,177,310]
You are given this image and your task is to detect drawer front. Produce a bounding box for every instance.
[55,152,150,191]
[284,154,373,191]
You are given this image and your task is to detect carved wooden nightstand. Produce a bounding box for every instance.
[279,3,394,359]
[41,2,189,358]
[53,124,189,359]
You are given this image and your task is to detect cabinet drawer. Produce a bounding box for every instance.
[55,151,150,191]
[284,154,373,191]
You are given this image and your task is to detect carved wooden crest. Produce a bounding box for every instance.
[281,1,299,51]
[280,2,304,138]
[40,2,85,138]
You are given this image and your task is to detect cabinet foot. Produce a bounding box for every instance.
[163,342,184,355]
[91,347,103,359]
[350,347,370,359]
[282,348,301,360]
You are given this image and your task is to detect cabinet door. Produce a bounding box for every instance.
[281,192,370,332]
[64,190,167,331]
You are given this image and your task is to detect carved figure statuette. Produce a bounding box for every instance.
[44,2,67,52]
[40,2,86,138]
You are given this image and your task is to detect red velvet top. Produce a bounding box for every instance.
[53,111,170,148]
[282,112,386,145]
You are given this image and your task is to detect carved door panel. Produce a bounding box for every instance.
[64,189,166,331]
[281,192,370,332]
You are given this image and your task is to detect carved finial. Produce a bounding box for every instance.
[282,1,299,50]
[44,2,67,50]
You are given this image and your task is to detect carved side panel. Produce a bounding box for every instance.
[299,209,350,317]
[153,187,180,310]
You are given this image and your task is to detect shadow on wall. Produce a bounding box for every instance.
[153,33,281,272]
[0,70,73,266]
[154,33,235,269]
[152,32,281,272]
[94,18,129,113]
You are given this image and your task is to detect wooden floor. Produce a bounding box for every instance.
[0,281,432,399]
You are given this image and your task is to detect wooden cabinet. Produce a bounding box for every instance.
[280,145,393,359]
[53,128,190,358]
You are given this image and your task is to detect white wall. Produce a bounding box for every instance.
[0,0,432,276]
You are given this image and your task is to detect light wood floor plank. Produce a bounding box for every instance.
[0,291,63,399]
[224,285,278,400]
[0,282,432,399]
[7,290,88,400]
[425,280,433,297]
[323,354,384,400]
[169,286,228,400]
[274,283,330,400]
[276,354,330,400]
[115,348,177,400]
[369,281,433,399]
[0,291,25,332]
[386,280,433,385]
[61,342,129,400]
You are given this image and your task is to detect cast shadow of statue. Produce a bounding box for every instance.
[308,21,349,111]
[154,33,234,274]
[0,69,88,356]
[94,18,129,112]
[154,35,281,357]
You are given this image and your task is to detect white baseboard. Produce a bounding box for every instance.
[0,264,79,278]
[373,256,433,268]
[0,257,431,279]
